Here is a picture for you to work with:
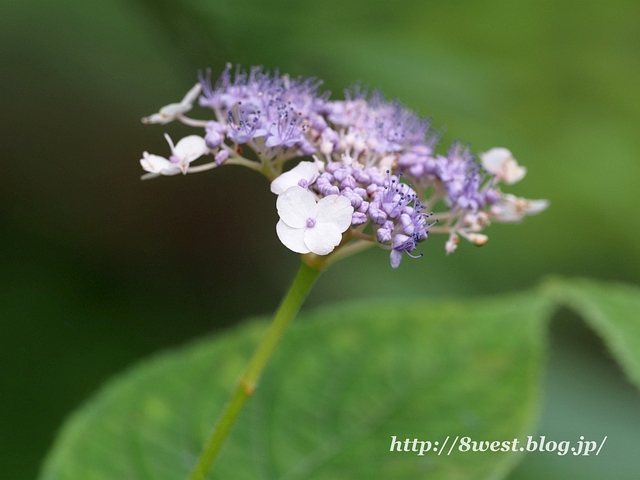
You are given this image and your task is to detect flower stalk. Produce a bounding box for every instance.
[187,261,322,480]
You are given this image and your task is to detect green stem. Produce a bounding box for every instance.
[187,261,322,480]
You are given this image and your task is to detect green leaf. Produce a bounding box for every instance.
[39,294,548,480]
[543,277,640,390]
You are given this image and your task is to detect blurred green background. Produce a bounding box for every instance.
[1,0,639,478]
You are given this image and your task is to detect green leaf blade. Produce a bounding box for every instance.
[40,294,548,480]
[544,277,640,389]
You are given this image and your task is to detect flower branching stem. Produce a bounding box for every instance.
[187,261,322,480]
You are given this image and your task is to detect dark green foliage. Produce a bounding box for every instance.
[39,279,640,479]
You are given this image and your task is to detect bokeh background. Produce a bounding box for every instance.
[2,0,640,478]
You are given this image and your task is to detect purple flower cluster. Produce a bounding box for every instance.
[140,64,547,267]
[315,162,436,266]
[198,65,327,157]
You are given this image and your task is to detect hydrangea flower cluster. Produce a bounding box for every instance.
[140,64,548,268]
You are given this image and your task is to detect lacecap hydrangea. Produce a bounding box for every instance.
[140,64,548,268]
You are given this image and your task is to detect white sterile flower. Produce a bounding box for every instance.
[276,186,354,255]
[489,193,550,223]
[140,133,209,177]
[270,161,319,195]
[141,83,202,124]
[481,148,527,185]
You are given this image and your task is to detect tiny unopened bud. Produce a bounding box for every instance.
[468,233,488,246]
[215,150,229,165]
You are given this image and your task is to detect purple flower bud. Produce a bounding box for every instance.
[409,164,425,178]
[310,114,328,132]
[351,212,368,225]
[340,175,356,190]
[299,140,317,156]
[354,187,367,198]
[333,167,351,183]
[377,227,392,243]
[215,149,229,165]
[317,173,340,196]
[353,170,371,184]
[382,220,394,231]
[205,121,226,149]
[205,132,223,149]
[326,162,341,174]
[366,168,386,186]
[368,201,387,224]
[340,188,363,209]
[400,213,414,234]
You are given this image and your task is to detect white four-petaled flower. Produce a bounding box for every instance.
[141,83,202,125]
[481,148,527,185]
[489,193,550,222]
[275,186,354,255]
[140,133,209,176]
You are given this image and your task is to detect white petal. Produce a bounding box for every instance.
[142,103,185,125]
[173,135,209,163]
[270,161,319,194]
[481,147,527,184]
[503,163,527,185]
[524,199,550,215]
[158,134,208,174]
[390,249,403,268]
[276,220,310,254]
[315,194,354,232]
[164,133,176,151]
[304,222,342,255]
[276,186,318,228]
[140,152,181,176]
[481,147,511,172]
[159,102,190,117]
[489,204,521,222]
[490,194,549,222]
[141,84,201,125]
[141,112,171,125]
[181,83,202,105]
[141,172,161,180]
[313,155,325,173]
